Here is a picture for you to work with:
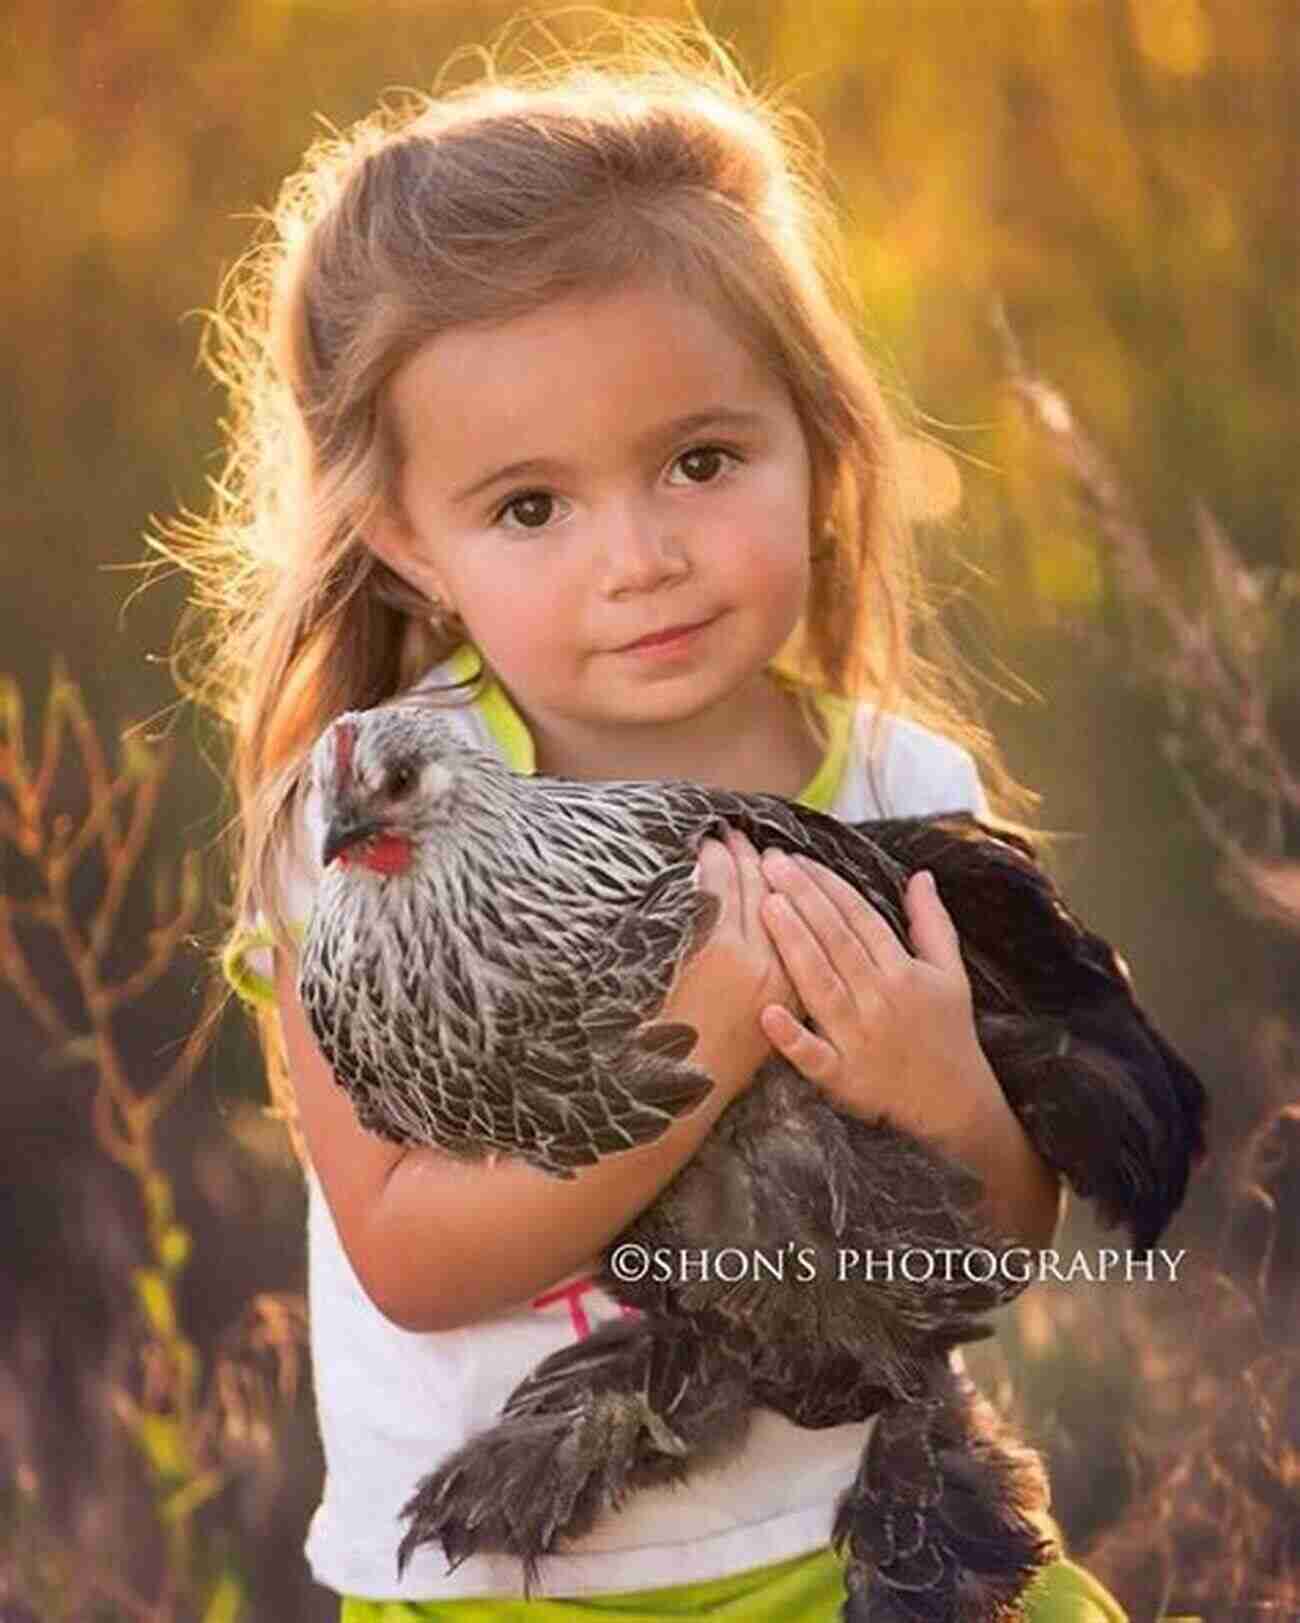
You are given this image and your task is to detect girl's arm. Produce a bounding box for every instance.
[276,830,797,1333]
[908,1046,1063,1252]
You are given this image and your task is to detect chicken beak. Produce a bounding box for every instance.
[322,815,388,868]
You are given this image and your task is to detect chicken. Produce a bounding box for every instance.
[297,697,1208,1622]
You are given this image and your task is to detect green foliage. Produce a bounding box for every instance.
[202,1570,247,1623]
[132,1267,180,1341]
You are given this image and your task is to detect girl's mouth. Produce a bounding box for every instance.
[619,616,717,653]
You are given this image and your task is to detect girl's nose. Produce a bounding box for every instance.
[600,511,690,596]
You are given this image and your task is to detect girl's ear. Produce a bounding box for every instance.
[366,506,456,616]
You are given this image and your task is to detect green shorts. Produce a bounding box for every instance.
[339,1537,1142,1621]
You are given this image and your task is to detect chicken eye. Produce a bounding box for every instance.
[387,761,417,798]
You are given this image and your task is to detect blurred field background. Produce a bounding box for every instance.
[0,0,1296,1617]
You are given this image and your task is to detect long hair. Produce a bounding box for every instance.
[155,9,1037,1144]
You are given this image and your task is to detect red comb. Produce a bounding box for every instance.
[333,720,356,790]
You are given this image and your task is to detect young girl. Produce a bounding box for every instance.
[197,14,1130,1620]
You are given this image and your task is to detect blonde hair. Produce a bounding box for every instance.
[158,9,1038,1142]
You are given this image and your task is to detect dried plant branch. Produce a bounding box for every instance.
[0,893,70,1040]
[992,298,1300,932]
[0,666,306,1620]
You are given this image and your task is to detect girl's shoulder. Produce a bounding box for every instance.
[830,699,990,822]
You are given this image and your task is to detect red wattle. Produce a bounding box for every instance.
[360,834,412,875]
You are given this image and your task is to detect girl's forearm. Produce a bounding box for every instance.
[277,946,771,1334]
[367,1030,759,1333]
[962,1112,1064,1254]
[917,1048,1064,1251]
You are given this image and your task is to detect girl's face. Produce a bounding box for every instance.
[369,279,813,763]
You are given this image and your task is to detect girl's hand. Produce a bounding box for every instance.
[659,827,801,1100]
[755,851,1004,1143]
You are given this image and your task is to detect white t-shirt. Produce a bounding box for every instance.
[225,649,992,1601]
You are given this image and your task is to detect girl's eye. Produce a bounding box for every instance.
[497,492,561,531]
[669,445,741,486]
